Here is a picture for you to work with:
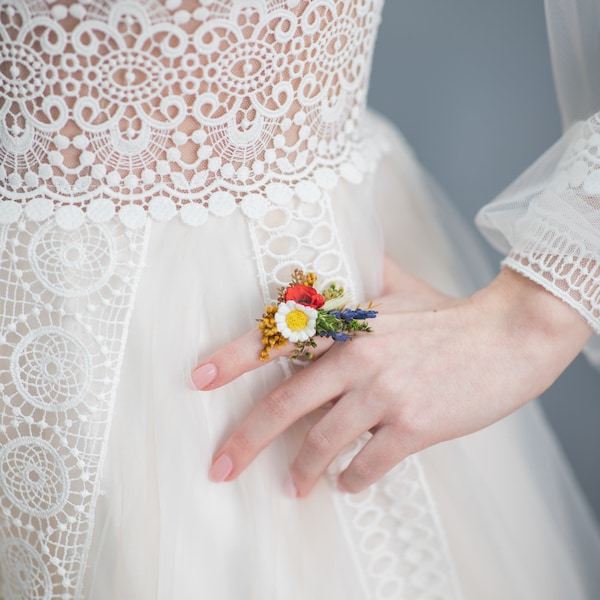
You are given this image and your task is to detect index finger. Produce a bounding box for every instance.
[191,328,333,391]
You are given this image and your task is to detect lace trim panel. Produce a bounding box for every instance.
[332,450,463,600]
[0,214,149,599]
[503,111,600,333]
[503,213,600,333]
[248,199,464,600]
[0,0,383,229]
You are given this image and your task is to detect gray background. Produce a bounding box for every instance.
[368,0,600,521]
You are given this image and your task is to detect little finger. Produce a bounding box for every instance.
[337,426,414,494]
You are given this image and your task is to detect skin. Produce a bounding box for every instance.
[193,257,592,498]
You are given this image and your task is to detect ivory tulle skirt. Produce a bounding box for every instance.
[83,116,600,599]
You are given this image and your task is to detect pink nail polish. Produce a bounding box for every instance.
[191,363,217,390]
[284,475,298,498]
[209,454,233,483]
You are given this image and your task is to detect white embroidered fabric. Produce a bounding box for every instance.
[477,113,600,339]
[0,1,465,599]
[2,0,600,598]
[0,216,148,599]
[328,446,462,599]
[0,0,378,229]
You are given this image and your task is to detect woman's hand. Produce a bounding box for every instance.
[192,260,592,497]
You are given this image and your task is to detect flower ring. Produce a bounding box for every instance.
[258,269,378,361]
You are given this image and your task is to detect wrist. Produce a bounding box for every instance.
[473,267,592,395]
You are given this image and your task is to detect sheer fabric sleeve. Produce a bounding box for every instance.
[476,0,600,366]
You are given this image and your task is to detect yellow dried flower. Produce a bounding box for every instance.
[258,305,287,361]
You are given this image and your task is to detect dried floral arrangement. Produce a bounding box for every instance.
[258,270,378,361]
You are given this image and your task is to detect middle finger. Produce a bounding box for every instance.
[209,354,348,482]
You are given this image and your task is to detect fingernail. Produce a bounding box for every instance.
[284,475,298,498]
[191,363,217,390]
[209,454,233,483]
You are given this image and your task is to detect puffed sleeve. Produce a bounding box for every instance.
[476,0,600,366]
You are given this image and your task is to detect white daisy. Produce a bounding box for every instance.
[275,300,318,343]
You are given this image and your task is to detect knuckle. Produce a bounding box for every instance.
[228,428,254,457]
[304,426,332,456]
[349,457,376,484]
[389,414,427,455]
[223,340,246,372]
[342,336,371,362]
[396,406,427,439]
[263,386,294,421]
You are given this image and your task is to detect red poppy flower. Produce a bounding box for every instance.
[284,284,325,309]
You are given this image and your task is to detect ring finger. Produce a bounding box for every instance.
[289,392,382,497]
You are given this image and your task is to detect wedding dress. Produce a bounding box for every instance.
[1,1,600,599]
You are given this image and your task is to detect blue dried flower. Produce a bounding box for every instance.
[330,309,378,321]
[317,330,352,342]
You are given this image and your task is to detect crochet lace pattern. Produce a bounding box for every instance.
[1,0,379,229]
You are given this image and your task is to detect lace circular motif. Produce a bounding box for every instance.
[0,539,51,600]
[29,221,117,297]
[11,327,91,411]
[0,438,69,519]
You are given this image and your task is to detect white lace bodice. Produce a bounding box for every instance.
[0,0,382,229]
